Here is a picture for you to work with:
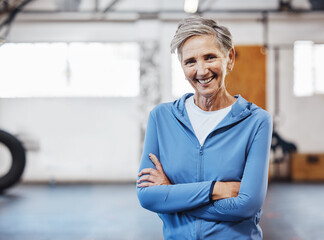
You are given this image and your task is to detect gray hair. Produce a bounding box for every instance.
[170,16,233,58]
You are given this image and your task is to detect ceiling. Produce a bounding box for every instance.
[23,0,281,13]
[0,0,323,42]
[2,0,324,15]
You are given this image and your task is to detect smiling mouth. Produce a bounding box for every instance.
[196,75,216,84]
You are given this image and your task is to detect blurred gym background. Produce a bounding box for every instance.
[0,0,324,239]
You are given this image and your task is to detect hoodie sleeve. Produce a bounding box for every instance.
[137,111,214,214]
[185,113,273,222]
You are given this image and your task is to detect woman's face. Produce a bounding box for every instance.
[180,34,234,98]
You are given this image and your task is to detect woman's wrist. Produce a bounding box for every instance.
[212,182,225,201]
[212,181,240,201]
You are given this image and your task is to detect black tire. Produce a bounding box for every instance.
[0,129,26,192]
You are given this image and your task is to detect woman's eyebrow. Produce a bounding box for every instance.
[183,56,195,63]
[203,52,217,57]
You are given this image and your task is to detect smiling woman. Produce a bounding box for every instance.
[180,34,235,111]
[137,16,273,240]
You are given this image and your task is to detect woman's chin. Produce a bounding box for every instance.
[193,82,210,93]
[195,83,220,96]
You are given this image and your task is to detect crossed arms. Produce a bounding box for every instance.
[137,112,272,222]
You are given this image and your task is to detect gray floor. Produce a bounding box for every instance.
[260,183,324,240]
[0,182,323,240]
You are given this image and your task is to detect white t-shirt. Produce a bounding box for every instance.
[185,96,233,146]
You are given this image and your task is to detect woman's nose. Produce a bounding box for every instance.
[196,62,208,77]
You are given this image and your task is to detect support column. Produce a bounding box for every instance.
[136,20,162,152]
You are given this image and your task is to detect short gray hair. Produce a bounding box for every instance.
[170,16,233,58]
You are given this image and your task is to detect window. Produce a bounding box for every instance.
[172,54,193,98]
[0,42,139,97]
[294,41,324,96]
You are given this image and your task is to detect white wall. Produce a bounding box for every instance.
[275,48,324,153]
[1,12,324,182]
[2,21,141,182]
[0,97,140,182]
[266,13,324,152]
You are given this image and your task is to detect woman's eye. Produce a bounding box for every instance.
[185,60,195,65]
[206,55,216,60]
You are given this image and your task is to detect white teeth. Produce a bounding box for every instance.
[197,76,214,84]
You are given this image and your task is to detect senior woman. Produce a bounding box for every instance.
[137,16,272,239]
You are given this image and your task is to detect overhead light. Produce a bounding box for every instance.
[184,0,199,13]
[54,0,81,12]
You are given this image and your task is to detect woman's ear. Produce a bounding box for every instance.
[227,48,235,72]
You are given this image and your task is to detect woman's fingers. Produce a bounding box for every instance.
[137,174,153,183]
[137,181,155,188]
[149,153,163,172]
[230,182,241,196]
[138,168,157,177]
[137,153,171,187]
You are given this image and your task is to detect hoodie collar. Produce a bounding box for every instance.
[172,93,253,128]
[230,95,253,119]
[172,93,193,117]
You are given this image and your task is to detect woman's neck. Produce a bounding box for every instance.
[193,89,236,111]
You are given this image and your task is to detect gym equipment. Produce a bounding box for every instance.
[270,130,297,180]
[0,129,26,192]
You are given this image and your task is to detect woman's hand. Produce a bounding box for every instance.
[137,153,171,187]
[212,181,241,201]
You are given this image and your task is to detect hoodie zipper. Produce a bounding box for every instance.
[173,111,223,240]
[197,145,204,240]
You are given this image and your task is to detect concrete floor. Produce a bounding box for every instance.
[260,182,324,240]
[0,182,323,240]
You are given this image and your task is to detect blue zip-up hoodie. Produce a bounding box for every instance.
[137,93,272,240]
